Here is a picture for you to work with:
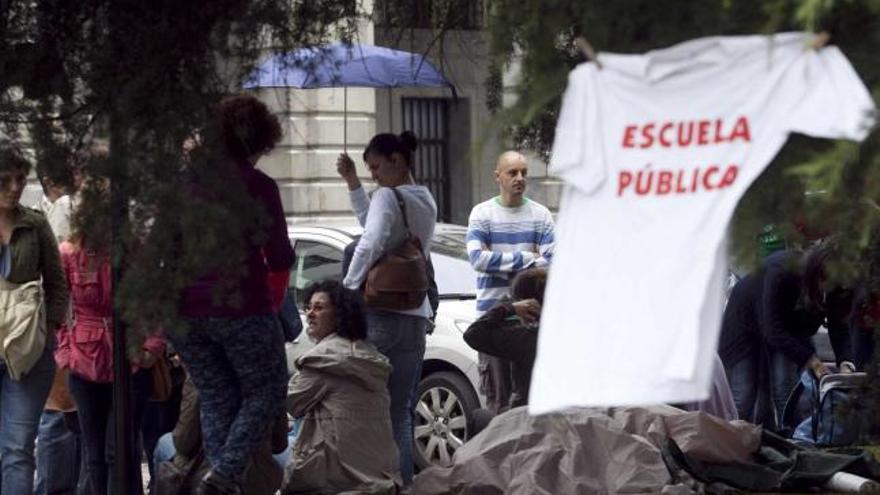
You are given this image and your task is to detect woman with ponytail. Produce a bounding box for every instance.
[335,131,436,485]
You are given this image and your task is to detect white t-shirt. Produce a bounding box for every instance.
[33,194,72,243]
[530,32,876,413]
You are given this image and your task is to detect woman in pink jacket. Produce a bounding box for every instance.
[55,188,164,495]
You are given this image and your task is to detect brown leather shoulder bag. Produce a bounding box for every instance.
[363,188,429,311]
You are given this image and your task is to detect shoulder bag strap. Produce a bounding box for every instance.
[391,187,415,237]
[389,187,424,251]
[390,187,411,232]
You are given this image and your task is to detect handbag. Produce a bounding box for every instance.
[0,277,47,380]
[363,188,430,311]
[67,315,114,383]
[154,450,206,495]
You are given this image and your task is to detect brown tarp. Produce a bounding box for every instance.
[413,405,760,495]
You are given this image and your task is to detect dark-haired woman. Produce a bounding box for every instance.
[55,186,165,495]
[336,131,436,484]
[719,246,855,429]
[173,94,294,495]
[282,281,400,494]
[0,144,68,494]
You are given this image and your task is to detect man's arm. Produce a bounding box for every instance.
[466,210,540,274]
[532,210,556,268]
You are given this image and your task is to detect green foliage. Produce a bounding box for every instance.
[0,0,364,353]
[484,0,879,268]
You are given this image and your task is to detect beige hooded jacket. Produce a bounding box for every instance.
[282,333,401,494]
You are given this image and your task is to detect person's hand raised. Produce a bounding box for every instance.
[512,299,541,326]
[336,153,361,191]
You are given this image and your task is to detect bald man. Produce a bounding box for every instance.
[465,151,555,413]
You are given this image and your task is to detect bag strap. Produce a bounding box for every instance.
[390,187,412,232]
[388,187,427,259]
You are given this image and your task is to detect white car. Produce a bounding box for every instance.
[285,220,483,468]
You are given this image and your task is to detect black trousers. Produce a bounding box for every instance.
[68,369,151,495]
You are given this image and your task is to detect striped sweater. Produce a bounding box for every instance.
[466,197,555,314]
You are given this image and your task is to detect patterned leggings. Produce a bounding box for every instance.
[168,315,287,481]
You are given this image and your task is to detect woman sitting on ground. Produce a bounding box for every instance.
[153,369,289,495]
[282,280,400,495]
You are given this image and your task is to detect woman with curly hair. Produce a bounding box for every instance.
[172,94,294,495]
[282,280,401,494]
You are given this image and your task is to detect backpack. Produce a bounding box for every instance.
[782,370,868,446]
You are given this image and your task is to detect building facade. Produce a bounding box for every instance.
[257,3,561,226]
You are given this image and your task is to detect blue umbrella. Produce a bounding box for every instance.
[245,41,453,89]
[244,42,455,148]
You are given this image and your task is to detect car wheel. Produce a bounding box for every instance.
[413,371,480,469]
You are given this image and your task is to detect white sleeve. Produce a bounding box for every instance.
[349,186,371,227]
[343,188,395,289]
[549,64,607,194]
[784,46,876,141]
[56,197,72,242]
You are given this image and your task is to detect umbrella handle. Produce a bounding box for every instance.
[343,87,347,153]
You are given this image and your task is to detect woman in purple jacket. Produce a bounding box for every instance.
[171,95,294,495]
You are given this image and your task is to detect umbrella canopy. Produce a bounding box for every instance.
[244,42,454,90]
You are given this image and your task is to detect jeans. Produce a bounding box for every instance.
[726,350,800,430]
[167,316,287,483]
[0,347,55,494]
[726,352,760,423]
[34,410,82,495]
[154,420,298,478]
[68,369,151,495]
[481,355,514,414]
[366,311,428,485]
[152,433,176,472]
[768,351,800,429]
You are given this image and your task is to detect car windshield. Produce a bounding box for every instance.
[429,229,475,298]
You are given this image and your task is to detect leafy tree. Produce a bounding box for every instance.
[484,0,879,437]
[0,0,363,348]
